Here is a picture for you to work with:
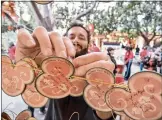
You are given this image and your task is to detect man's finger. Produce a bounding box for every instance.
[73,52,110,67]
[17,28,36,48]
[15,48,26,62]
[63,37,76,57]
[74,60,115,77]
[49,32,67,58]
[33,26,53,56]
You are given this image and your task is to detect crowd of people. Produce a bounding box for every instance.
[88,43,162,81]
[138,46,162,74]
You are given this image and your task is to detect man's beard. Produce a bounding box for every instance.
[75,48,88,58]
[73,43,88,58]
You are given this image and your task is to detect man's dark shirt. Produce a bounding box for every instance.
[44,52,116,120]
[136,47,140,53]
[108,53,117,75]
[44,96,116,120]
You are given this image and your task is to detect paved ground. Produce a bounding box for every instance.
[1,62,145,120]
[1,92,47,120]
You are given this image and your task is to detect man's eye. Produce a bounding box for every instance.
[79,37,85,40]
[69,36,75,39]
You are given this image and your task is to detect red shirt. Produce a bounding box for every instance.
[140,50,148,60]
[88,46,100,53]
[8,46,16,60]
[124,51,134,64]
[92,46,100,52]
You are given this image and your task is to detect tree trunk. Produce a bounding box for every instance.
[42,5,53,31]
[139,31,156,46]
[143,37,150,46]
[31,2,44,25]
[30,2,53,31]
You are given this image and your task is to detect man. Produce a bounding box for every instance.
[124,46,134,80]
[107,47,117,75]
[139,47,148,71]
[28,106,46,117]
[160,50,162,74]
[135,45,140,55]
[8,42,16,62]
[88,41,100,53]
[146,57,158,72]
[15,21,115,120]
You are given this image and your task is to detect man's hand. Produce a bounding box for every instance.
[15,27,75,65]
[15,27,115,120]
[73,52,115,76]
[73,52,115,119]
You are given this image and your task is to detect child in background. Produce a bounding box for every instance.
[124,46,134,80]
[8,42,16,62]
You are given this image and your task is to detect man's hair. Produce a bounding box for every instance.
[64,20,90,44]
[126,46,132,51]
[9,42,15,48]
[107,47,114,52]
[143,46,147,50]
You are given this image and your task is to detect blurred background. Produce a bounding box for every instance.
[1,1,162,119]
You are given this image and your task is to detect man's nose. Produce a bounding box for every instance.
[72,37,78,44]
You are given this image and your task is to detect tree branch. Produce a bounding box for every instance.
[42,5,53,31]
[93,2,99,13]
[4,12,17,25]
[4,12,33,32]
[152,35,162,42]
[149,30,156,41]
[105,27,113,33]
[139,30,148,40]
[31,2,53,31]
[74,1,98,20]
[31,2,44,25]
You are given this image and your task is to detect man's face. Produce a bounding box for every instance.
[67,26,89,57]
[110,50,114,56]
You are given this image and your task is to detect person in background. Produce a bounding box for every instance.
[28,106,46,117]
[139,47,148,71]
[88,41,100,52]
[148,48,155,58]
[88,42,93,53]
[154,47,162,74]
[160,51,162,74]
[135,45,140,55]
[145,57,158,72]
[157,46,162,74]
[121,39,127,49]
[92,41,100,52]
[8,42,16,62]
[124,46,134,80]
[107,47,117,75]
